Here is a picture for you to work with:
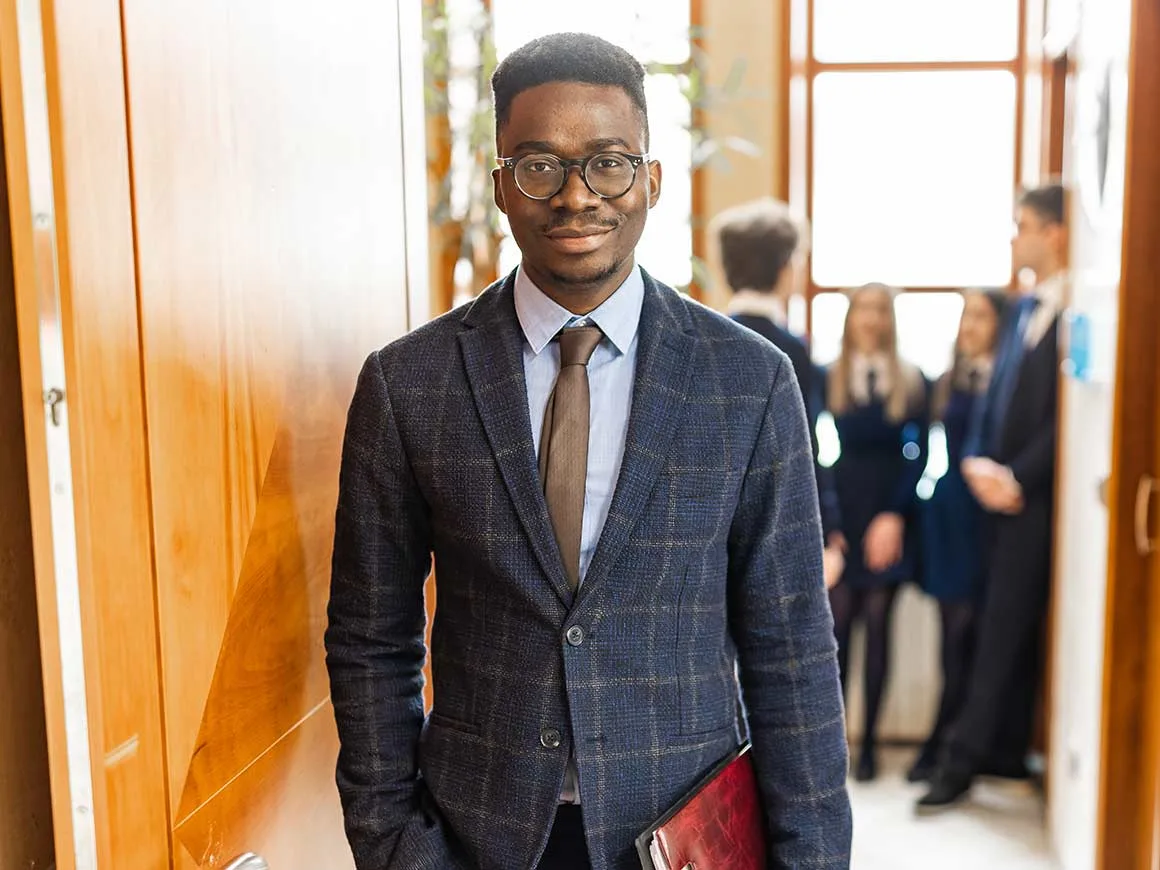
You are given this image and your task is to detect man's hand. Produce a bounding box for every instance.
[863,512,904,573]
[962,457,1025,514]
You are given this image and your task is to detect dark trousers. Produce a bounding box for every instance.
[537,805,591,870]
[944,503,1052,775]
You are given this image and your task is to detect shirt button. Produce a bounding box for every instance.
[540,728,562,749]
[565,625,586,647]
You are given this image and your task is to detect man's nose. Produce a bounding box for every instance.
[550,165,601,211]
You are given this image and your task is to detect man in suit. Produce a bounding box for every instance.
[714,198,846,589]
[918,182,1067,810]
[326,32,852,870]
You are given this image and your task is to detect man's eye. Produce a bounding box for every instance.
[525,160,556,174]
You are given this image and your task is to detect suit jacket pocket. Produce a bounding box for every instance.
[426,711,482,738]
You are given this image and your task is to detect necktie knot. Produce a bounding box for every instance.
[558,325,603,367]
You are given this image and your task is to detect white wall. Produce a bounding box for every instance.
[1048,0,1131,865]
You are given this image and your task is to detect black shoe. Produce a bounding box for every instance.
[854,747,878,782]
[915,769,972,814]
[906,749,938,784]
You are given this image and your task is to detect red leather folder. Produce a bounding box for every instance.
[635,743,766,870]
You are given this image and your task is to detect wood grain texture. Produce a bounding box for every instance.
[118,0,414,863]
[1096,0,1160,864]
[0,93,55,870]
[38,0,173,864]
[0,3,78,864]
[175,703,352,870]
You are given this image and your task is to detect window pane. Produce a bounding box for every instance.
[809,291,963,375]
[814,0,1019,63]
[811,71,1016,288]
[809,292,849,368]
[895,292,964,379]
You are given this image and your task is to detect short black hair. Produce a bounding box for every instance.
[1018,181,1066,226]
[491,33,649,143]
[714,198,805,292]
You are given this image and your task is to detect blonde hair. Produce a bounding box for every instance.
[827,283,924,423]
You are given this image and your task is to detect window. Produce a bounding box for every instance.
[491,0,693,288]
[790,0,1036,479]
[789,0,1029,296]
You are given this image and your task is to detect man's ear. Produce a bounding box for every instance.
[646,160,662,209]
[493,168,508,214]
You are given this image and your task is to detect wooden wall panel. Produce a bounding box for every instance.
[0,92,55,870]
[119,0,413,864]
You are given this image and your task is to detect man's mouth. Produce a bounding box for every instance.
[544,226,613,254]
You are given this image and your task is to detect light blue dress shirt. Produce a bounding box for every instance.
[515,264,644,585]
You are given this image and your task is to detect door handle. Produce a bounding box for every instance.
[1136,474,1158,556]
[224,855,269,870]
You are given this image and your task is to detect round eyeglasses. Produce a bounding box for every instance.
[496,151,649,201]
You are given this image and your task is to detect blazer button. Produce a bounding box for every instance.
[540,728,562,749]
[565,625,585,646]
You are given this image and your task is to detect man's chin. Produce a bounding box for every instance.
[545,257,623,289]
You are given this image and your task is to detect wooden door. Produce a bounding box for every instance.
[1089,0,1160,866]
[116,2,419,866]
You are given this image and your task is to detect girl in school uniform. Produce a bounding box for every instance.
[907,288,1007,782]
[827,283,930,782]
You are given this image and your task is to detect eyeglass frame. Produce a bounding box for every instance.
[495,151,651,201]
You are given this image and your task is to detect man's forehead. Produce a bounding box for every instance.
[501,82,646,146]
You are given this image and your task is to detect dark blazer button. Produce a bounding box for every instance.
[565,625,585,646]
[540,728,562,749]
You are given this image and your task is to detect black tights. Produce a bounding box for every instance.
[828,582,900,749]
[923,600,977,755]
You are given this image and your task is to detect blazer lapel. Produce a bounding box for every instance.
[580,272,696,602]
[458,276,573,606]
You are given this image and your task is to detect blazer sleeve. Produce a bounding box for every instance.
[326,352,464,870]
[727,355,853,868]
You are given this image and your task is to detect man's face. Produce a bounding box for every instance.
[1011,205,1059,276]
[493,81,662,296]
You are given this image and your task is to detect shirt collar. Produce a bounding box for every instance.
[513,264,644,356]
[726,289,787,326]
[1031,271,1068,310]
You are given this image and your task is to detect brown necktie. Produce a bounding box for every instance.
[539,325,603,591]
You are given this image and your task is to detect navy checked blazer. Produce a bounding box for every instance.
[326,269,852,870]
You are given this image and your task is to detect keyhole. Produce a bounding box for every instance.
[43,387,64,426]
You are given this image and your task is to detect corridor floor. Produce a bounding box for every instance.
[849,749,1056,870]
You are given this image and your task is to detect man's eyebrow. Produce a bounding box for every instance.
[508,140,557,154]
[505,137,640,155]
[585,137,636,151]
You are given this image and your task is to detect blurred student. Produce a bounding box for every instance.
[716,197,845,588]
[919,183,1067,810]
[826,283,929,781]
[908,289,1007,783]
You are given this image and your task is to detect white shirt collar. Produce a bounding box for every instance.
[1031,272,1068,310]
[513,264,644,357]
[726,290,787,327]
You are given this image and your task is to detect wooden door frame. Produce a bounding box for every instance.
[0,0,172,866]
[0,4,77,864]
[1096,0,1160,866]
